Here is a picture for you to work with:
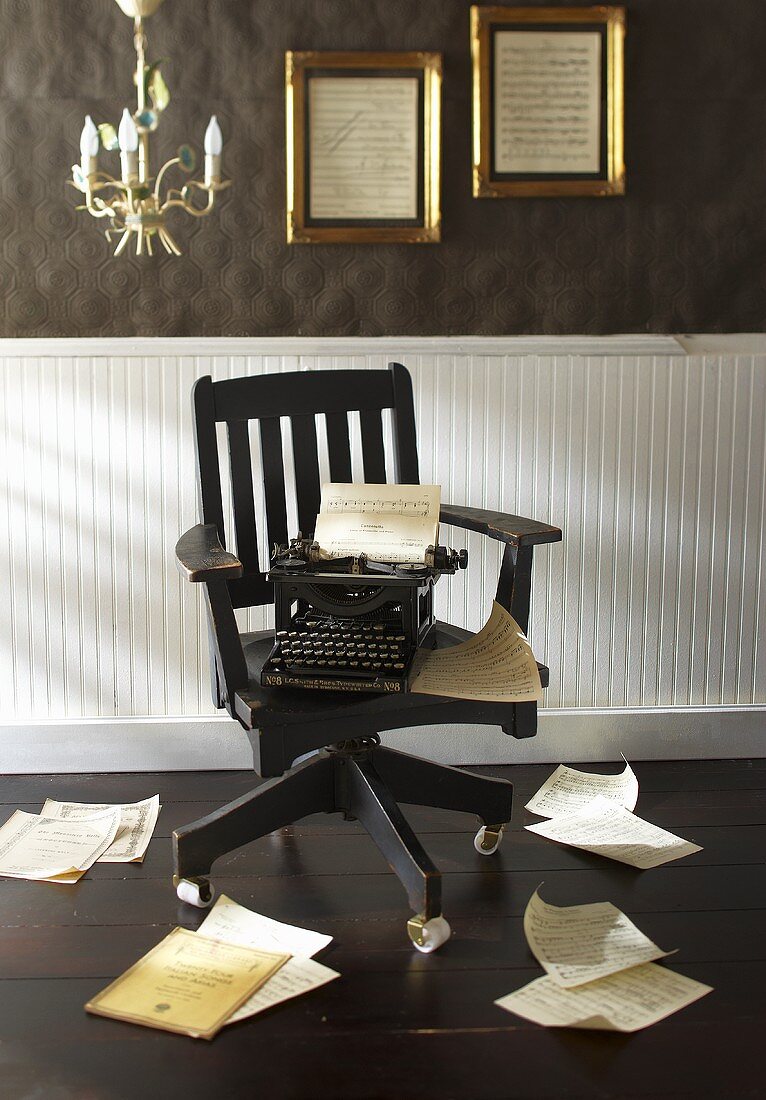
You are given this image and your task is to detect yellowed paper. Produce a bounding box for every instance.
[85,927,289,1040]
[495,962,712,1032]
[197,894,332,958]
[226,957,340,1024]
[313,482,440,563]
[0,808,120,883]
[41,795,160,863]
[309,77,419,220]
[494,30,601,174]
[525,796,702,869]
[197,895,338,1023]
[525,759,639,817]
[524,889,674,988]
[409,601,542,702]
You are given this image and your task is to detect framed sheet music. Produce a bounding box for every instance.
[285,51,441,243]
[471,6,625,197]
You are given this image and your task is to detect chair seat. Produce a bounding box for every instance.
[235,621,549,731]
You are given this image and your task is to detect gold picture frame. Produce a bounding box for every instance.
[286,51,442,244]
[471,6,625,198]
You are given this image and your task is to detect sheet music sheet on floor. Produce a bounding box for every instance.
[196,894,339,1023]
[525,759,638,817]
[523,889,674,988]
[409,600,542,702]
[525,796,702,869]
[41,796,160,863]
[313,482,440,563]
[0,808,120,883]
[495,963,712,1033]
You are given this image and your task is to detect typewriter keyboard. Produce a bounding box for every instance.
[261,616,415,693]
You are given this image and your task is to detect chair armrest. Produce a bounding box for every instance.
[440,504,562,548]
[175,524,244,583]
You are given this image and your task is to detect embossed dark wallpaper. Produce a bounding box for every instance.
[1,0,764,337]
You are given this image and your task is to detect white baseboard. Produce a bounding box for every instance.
[1,707,763,773]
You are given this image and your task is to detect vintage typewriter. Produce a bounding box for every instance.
[261,536,468,694]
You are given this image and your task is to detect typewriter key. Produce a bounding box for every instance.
[394,662,405,669]
[361,661,371,669]
[349,660,359,668]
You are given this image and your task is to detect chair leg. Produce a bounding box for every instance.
[173,752,336,883]
[372,746,513,827]
[503,701,537,739]
[345,756,442,922]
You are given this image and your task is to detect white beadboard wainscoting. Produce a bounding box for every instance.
[1,335,764,771]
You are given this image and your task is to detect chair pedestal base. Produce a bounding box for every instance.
[173,743,513,930]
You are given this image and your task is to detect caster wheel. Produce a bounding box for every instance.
[474,824,505,855]
[176,877,215,908]
[407,914,452,954]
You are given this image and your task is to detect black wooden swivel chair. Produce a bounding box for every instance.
[174,363,561,951]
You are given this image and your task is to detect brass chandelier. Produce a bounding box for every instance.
[70,0,230,257]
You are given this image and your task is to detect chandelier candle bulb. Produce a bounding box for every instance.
[118,108,139,182]
[79,115,99,178]
[204,115,223,186]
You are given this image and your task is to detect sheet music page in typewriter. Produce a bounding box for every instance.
[314,483,440,563]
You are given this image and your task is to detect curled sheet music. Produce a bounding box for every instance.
[197,893,331,958]
[525,796,702,869]
[495,963,712,1033]
[41,795,160,863]
[409,601,542,702]
[525,759,638,817]
[523,888,674,988]
[197,895,339,1023]
[313,482,440,563]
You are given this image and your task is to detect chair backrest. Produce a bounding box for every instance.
[192,362,420,609]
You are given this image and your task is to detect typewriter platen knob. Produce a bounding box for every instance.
[458,548,468,569]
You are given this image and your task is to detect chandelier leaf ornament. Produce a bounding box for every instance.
[70,0,230,257]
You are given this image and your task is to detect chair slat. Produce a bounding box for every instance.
[291,414,322,536]
[325,411,353,482]
[359,408,387,483]
[226,420,259,573]
[260,417,289,550]
[390,362,420,483]
[193,376,226,540]
[214,370,394,422]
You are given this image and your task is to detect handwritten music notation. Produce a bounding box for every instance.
[494,31,601,174]
[309,76,419,220]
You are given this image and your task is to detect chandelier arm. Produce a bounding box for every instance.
[160,185,216,218]
[153,157,181,201]
[87,196,126,219]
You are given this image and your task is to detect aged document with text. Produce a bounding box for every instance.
[525,760,638,817]
[0,808,120,883]
[85,927,289,1040]
[310,76,419,220]
[314,482,440,563]
[41,795,160,862]
[494,30,601,173]
[524,889,673,988]
[197,895,339,1023]
[496,963,712,1032]
[526,796,702,869]
[410,601,542,702]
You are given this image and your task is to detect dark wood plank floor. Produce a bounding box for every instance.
[1,759,764,1100]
